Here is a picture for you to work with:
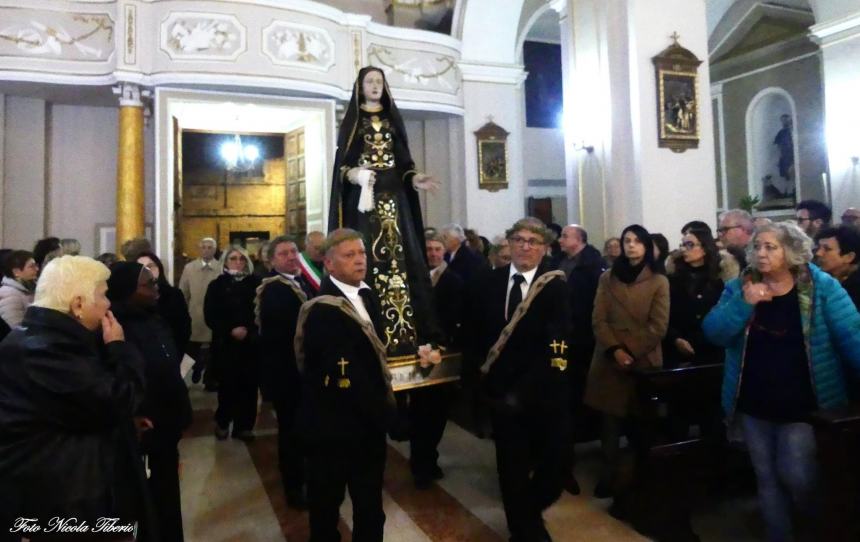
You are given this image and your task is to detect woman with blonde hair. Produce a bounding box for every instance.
[204,247,262,441]
[0,255,152,538]
[704,222,860,541]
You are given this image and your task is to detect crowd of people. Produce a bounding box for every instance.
[0,198,859,541]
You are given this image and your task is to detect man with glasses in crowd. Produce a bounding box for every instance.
[717,209,754,269]
[795,199,832,237]
[467,217,572,542]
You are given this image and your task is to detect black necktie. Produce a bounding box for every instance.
[507,274,525,321]
[294,275,312,298]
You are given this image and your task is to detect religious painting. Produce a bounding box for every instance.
[474,120,509,191]
[653,35,702,153]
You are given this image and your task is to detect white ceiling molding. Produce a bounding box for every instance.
[709,1,814,59]
[459,61,526,85]
[0,0,465,115]
[809,11,860,47]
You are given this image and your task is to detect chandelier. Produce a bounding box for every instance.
[220,134,260,173]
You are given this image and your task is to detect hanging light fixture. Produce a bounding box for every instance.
[220,134,260,173]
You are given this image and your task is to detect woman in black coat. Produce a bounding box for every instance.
[0,255,154,540]
[204,247,262,441]
[137,251,192,357]
[664,227,725,368]
[109,261,192,542]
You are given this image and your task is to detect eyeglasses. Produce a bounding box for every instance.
[716,225,741,234]
[679,241,702,250]
[796,217,812,224]
[509,236,545,248]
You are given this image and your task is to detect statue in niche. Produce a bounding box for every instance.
[773,115,794,190]
[759,114,796,208]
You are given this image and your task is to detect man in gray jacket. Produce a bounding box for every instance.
[179,237,220,388]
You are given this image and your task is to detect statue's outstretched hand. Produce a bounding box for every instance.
[412,173,440,193]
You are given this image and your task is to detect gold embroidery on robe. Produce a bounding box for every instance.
[358,115,395,170]
[371,196,417,356]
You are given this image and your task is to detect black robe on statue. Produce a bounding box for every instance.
[329,66,441,359]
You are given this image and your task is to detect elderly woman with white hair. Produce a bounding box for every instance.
[0,255,152,538]
[704,222,860,541]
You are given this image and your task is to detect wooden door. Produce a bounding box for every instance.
[285,128,307,239]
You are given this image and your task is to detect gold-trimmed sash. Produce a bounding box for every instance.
[254,275,308,330]
[481,270,566,374]
[294,295,395,406]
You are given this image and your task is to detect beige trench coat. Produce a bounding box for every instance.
[583,267,670,418]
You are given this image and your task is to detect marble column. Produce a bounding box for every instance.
[809,11,860,217]
[114,83,145,254]
[559,0,717,244]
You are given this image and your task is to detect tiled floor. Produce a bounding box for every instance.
[179,384,758,541]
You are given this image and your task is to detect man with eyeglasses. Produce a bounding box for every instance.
[717,209,754,269]
[467,217,573,542]
[795,199,832,237]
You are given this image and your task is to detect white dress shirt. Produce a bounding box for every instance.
[505,265,538,319]
[448,245,460,262]
[329,275,373,323]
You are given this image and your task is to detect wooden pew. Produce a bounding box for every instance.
[809,403,860,542]
[613,363,727,542]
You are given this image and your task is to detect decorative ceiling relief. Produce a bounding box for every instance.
[262,22,335,71]
[0,10,114,60]
[160,13,246,61]
[367,44,460,94]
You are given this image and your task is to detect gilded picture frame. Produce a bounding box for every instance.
[653,36,702,153]
[474,121,510,192]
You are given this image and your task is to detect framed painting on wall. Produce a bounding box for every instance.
[653,34,702,153]
[474,120,510,192]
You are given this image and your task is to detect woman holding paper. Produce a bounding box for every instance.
[329,66,441,359]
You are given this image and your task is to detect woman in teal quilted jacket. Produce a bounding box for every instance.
[703,221,860,541]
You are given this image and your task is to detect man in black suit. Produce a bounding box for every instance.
[468,217,573,542]
[440,222,487,284]
[555,225,607,494]
[406,234,466,488]
[295,228,395,542]
[256,235,314,509]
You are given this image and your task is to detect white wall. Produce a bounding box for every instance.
[523,127,565,181]
[3,96,47,250]
[2,99,157,256]
[630,0,718,245]
[48,105,119,256]
[819,34,860,215]
[404,117,456,230]
[461,78,528,238]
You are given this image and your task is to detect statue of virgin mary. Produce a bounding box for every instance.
[328,66,441,359]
